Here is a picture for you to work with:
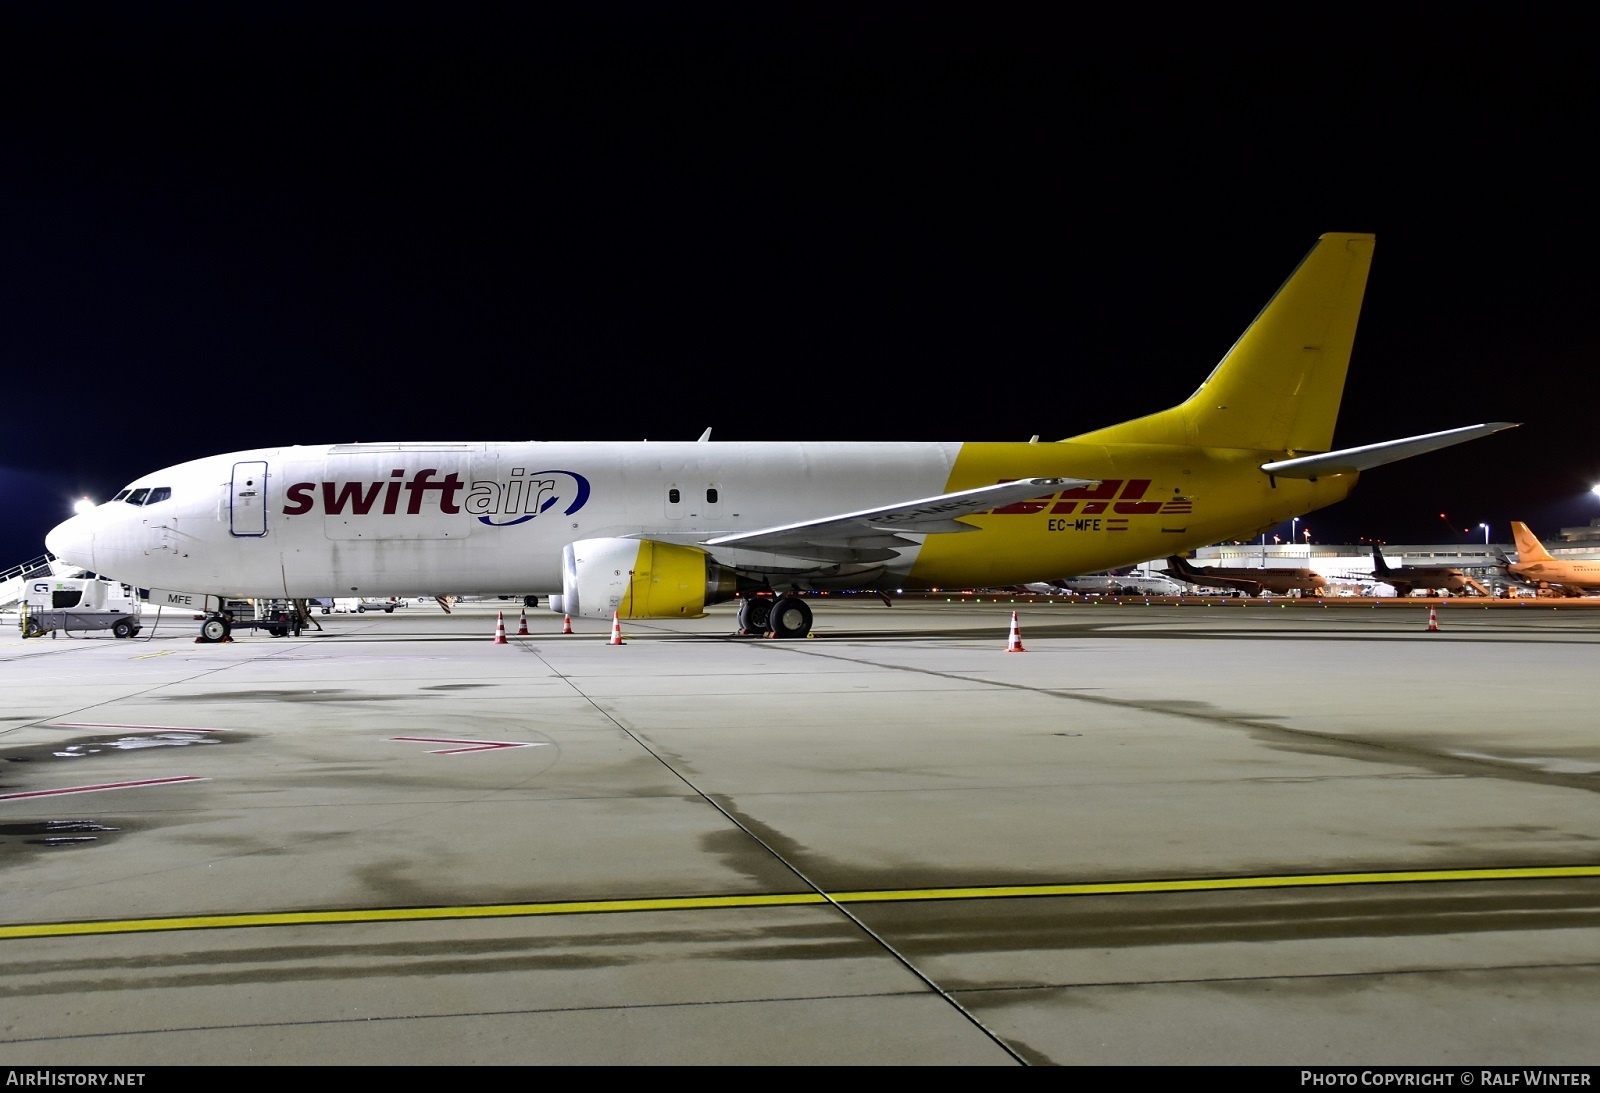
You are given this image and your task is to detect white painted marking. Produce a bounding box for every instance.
[391,736,549,756]
[0,776,206,801]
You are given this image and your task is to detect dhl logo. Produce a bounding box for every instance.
[988,479,1191,517]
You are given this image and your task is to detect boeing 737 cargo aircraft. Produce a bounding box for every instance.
[1507,522,1600,596]
[46,233,1517,640]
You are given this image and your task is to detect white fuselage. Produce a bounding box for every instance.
[48,441,970,599]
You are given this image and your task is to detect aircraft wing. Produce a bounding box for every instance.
[1260,422,1518,479]
[1185,572,1264,593]
[1441,555,1512,571]
[703,477,1090,561]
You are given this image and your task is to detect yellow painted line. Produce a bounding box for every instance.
[828,865,1600,902]
[131,650,174,660]
[0,893,829,939]
[3,865,1598,941]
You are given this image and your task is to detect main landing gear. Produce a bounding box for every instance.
[736,592,812,639]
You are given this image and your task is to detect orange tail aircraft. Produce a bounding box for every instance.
[1507,522,1600,596]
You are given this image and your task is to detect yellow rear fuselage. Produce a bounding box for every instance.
[912,441,1354,588]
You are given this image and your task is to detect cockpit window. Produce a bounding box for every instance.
[126,488,150,505]
[144,487,171,504]
[112,490,132,503]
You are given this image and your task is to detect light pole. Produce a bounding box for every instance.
[1479,523,1489,545]
[1291,516,1299,545]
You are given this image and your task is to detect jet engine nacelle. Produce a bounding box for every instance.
[561,537,739,620]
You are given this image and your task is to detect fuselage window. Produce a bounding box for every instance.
[706,488,719,504]
[112,490,132,503]
[668,488,681,504]
[144,487,171,504]
[126,488,150,505]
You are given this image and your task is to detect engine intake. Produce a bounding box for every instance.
[561,538,740,619]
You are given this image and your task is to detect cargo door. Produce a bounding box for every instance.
[231,461,269,537]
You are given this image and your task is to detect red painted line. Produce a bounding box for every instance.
[48,723,228,733]
[0,776,206,801]
[392,736,548,755]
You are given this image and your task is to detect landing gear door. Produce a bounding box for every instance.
[231,461,269,537]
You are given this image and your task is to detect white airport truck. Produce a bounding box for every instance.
[20,576,143,638]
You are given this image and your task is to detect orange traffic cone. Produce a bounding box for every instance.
[1004,610,1026,652]
[562,613,574,634]
[1426,604,1439,632]
[517,608,530,636]
[492,611,508,644]
[608,611,626,646]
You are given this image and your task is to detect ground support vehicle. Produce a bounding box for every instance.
[20,577,142,639]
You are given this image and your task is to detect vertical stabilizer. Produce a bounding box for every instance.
[1181,233,1375,452]
[1068,233,1376,454]
[1510,521,1554,563]
[1370,544,1392,575]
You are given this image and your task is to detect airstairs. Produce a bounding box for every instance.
[0,554,83,610]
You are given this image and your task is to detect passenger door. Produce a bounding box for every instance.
[230,461,269,537]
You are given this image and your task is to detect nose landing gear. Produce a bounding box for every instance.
[198,616,233,643]
[195,604,304,642]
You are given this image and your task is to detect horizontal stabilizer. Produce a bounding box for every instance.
[1259,422,1518,479]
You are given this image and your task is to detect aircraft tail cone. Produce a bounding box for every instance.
[562,613,573,635]
[608,612,626,646]
[517,608,530,636]
[1004,610,1026,653]
[492,611,508,645]
[1427,605,1439,632]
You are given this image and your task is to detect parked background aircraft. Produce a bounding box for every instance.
[1025,571,1188,596]
[1370,543,1490,597]
[1506,522,1600,596]
[45,233,1515,640]
[1163,555,1328,597]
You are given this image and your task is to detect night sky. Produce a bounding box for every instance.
[4,16,1596,567]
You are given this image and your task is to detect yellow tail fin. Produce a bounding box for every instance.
[1072,233,1375,454]
[1510,522,1554,563]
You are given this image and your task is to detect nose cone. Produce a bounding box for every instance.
[45,513,95,570]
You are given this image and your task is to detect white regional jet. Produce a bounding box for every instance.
[47,234,1517,641]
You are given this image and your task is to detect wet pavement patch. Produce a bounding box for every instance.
[157,689,365,703]
[0,732,225,863]
[53,733,224,759]
[0,730,243,796]
[0,819,126,855]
